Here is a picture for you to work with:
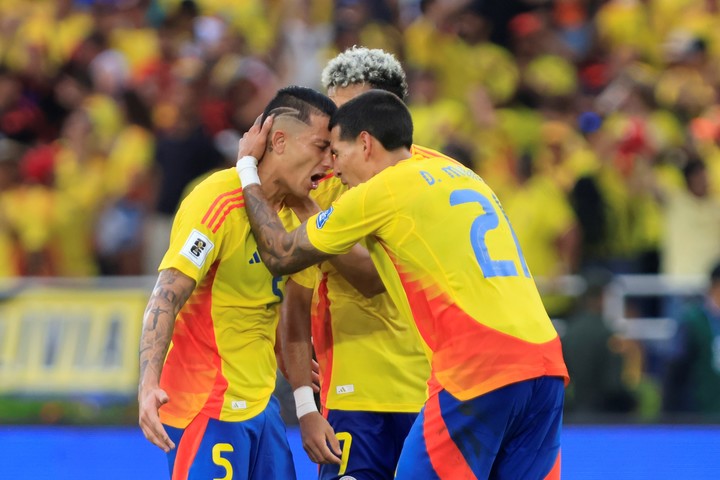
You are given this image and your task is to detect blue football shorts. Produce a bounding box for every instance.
[395,376,564,479]
[164,396,295,480]
[319,409,417,480]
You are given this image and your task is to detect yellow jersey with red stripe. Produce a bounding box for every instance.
[307,174,429,412]
[306,147,568,401]
[158,168,301,428]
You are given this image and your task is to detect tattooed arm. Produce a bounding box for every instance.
[284,194,384,297]
[138,268,195,452]
[243,184,335,276]
[236,117,335,275]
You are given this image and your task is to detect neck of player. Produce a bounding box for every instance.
[374,147,412,175]
[257,161,289,211]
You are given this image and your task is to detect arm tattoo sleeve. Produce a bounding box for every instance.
[243,184,333,275]
[138,268,195,389]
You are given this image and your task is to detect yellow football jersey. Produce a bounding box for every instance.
[308,174,429,412]
[307,147,568,401]
[158,168,302,427]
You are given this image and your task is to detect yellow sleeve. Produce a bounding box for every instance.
[158,185,223,282]
[306,179,387,255]
[307,178,372,255]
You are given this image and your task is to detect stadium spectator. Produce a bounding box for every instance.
[8,141,57,276]
[562,268,639,416]
[663,262,720,416]
[407,66,469,152]
[96,90,155,275]
[0,67,46,144]
[0,0,93,77]
[137,86,336,479]
[53,62,123,155]
[504,151,580,317]
[236,89,568,479]
[143,78,223,274]
[0,138,26,277]
[51,107,106,277]
[660,158,720,278]
[280,47,430,479]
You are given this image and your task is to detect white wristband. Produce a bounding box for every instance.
[236,155,260,187]
[293,386,318,419]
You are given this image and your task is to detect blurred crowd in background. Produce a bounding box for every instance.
[1,0,719,421]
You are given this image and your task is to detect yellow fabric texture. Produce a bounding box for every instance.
[307,174,429,412]
[158,168,306,427]
[306,149,565,401]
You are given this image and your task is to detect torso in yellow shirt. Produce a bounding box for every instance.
[307,173,429,413]
[306,147,568,401]
[158,168,305,427]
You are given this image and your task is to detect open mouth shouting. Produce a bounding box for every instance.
[310,171,328,190]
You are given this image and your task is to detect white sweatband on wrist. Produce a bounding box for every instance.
[236,155,260,187]
[293,386,318,419]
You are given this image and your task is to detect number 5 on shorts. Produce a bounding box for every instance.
[335,432,353,475]
[212,443,233,480]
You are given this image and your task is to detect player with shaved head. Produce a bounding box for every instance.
[137,86,335,480]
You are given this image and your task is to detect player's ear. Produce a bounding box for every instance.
[270,128,286,154]
[359,131,372,159]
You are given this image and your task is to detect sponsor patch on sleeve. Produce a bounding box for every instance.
[180,229,215,267]
[316,207,334,229]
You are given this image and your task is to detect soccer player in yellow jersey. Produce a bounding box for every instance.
[137,86,337,480]
[281,47,431,479]
[236,90,569,479]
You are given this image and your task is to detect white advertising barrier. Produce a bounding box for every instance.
[0,277,154,395]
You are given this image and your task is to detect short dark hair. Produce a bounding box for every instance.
[329,90,413,151]
[261,86,336,125]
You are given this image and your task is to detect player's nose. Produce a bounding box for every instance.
[319,149,333,171]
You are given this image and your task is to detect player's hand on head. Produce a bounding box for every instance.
[138,387,176,452]
[237,114,273,164]
[298,412,342,465]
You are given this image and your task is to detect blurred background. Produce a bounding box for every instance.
[1,0,720,477]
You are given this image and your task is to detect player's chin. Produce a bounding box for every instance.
[292,184,313,197]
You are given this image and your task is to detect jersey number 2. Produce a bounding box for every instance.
[450,189,530,278]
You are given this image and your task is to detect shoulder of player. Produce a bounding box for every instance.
[410,143,443,159]
[180,168,248,232]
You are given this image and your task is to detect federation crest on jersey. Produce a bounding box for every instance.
[180,229,215,266]
[316,207,334,229]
